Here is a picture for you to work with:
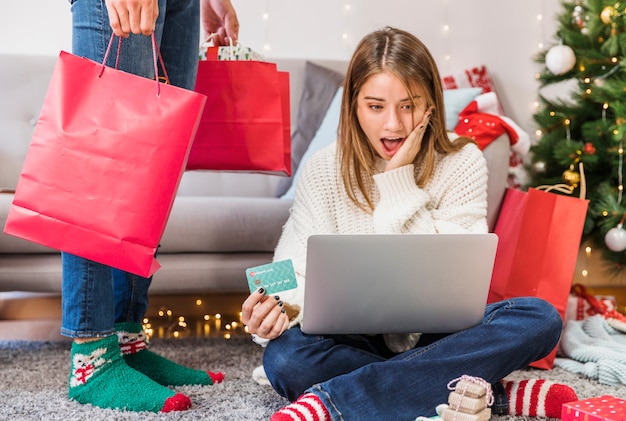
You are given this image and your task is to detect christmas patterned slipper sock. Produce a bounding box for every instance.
[271,393,330,421]
[503,379,578,418]
[116,322,224,386]
[69,335,191,412]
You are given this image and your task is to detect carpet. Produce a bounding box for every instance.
[1,337,624,421]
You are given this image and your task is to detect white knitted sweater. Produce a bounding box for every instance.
[275,141,489,332]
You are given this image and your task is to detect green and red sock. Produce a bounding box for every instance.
[116,322,224,386]
[503,379,578,418]
[68,334,190,412]
[271,393,330,421]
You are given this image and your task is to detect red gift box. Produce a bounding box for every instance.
[562,396,626,421]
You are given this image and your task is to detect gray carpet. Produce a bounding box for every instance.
[0,337,624,421]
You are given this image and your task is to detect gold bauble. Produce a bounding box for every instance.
[601,5,616,24]
[563,168,581,187]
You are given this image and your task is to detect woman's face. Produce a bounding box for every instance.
[356,71,427,161]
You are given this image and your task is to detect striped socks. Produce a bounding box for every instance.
[271,393,330,421]
[270,379,576,420]
[503,379,578,418]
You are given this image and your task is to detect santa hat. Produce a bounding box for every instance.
[455,92,530,156]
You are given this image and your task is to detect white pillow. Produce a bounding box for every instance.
[281,87,343,200]
[443,87,482,130]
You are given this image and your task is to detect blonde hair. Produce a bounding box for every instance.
[338,26,473,211]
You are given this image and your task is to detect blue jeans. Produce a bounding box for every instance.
[263,297,562,421]
[61,0,199,338]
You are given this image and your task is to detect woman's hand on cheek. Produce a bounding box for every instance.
[241,288,290,340]
[385,107,433,172]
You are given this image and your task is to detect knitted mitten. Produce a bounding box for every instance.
[271,393,330,421]
[116,322,224,386]
[503,379,578,417]
[68,334,191,412]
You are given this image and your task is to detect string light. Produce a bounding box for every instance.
[342,3,353,54]
[262,0,271,52]
[442,0,452,69]
[618,141,624,205]
[537,13,544,49]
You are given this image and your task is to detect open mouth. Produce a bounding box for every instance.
[381,137,404,156]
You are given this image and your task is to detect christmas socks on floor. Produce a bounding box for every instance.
[116,322,224,386]
[68,334,191,412]
[271,393,330,421]
[503,379,578,418]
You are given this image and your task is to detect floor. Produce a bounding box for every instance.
[0,292,249,341]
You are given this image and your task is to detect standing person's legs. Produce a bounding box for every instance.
[62,252,190,412]
[60,0,199,412]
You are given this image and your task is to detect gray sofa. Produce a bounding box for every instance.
[0,53,510,297]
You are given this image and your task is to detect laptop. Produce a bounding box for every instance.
[301,233,498,335]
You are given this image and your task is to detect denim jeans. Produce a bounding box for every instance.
[263,297,562,421]
[61,0,199,338]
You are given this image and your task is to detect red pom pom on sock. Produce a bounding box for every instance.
[161,393,192,412]
[208,371,225,384]
[503,379,578,418]
[271,392,330,421]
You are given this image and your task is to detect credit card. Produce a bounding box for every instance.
[245,259,297,295]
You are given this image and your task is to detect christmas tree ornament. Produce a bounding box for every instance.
[545,45,576,75]
[605,223,626,252]
[562,164,581,187]
[600,5,617,24]
[533,161,546,173]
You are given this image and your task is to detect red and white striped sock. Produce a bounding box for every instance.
[271,393,330,421]
[503,379,578,418]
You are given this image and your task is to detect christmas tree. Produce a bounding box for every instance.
[531,0,626,275]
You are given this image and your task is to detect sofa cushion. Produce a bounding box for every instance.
[443,87,482,130]
[0,193,57,254]
[274,62,344,197]
[159,196,292,253]
[0,54,56,191]
[0,193,292,255]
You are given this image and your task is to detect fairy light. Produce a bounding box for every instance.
[537,13,544,49]
[342,3,353,53]
[262,0,271,52]
[618,141,624,205]
[442,0,452,69]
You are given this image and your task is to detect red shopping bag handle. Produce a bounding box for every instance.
[99,33,170,96]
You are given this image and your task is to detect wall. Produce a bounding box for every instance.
[0,0,565,139]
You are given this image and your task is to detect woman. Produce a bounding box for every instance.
[242,27,576,421]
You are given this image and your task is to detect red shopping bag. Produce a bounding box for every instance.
[3,35,206,277]
[488,182,589,369]
[186,58,291,175]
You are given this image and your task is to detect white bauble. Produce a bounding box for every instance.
[605,224,626,252]
[545,45,576,75]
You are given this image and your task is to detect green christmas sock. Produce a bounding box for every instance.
[68,334,191,412]
[116,322,225,386]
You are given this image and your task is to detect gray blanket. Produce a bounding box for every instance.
[555,314,626,385]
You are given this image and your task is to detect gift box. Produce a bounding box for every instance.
[562,396,626,421]
[200,43,264,61]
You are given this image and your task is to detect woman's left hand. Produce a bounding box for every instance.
[385,106,433,172]
[241,288,290,340]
